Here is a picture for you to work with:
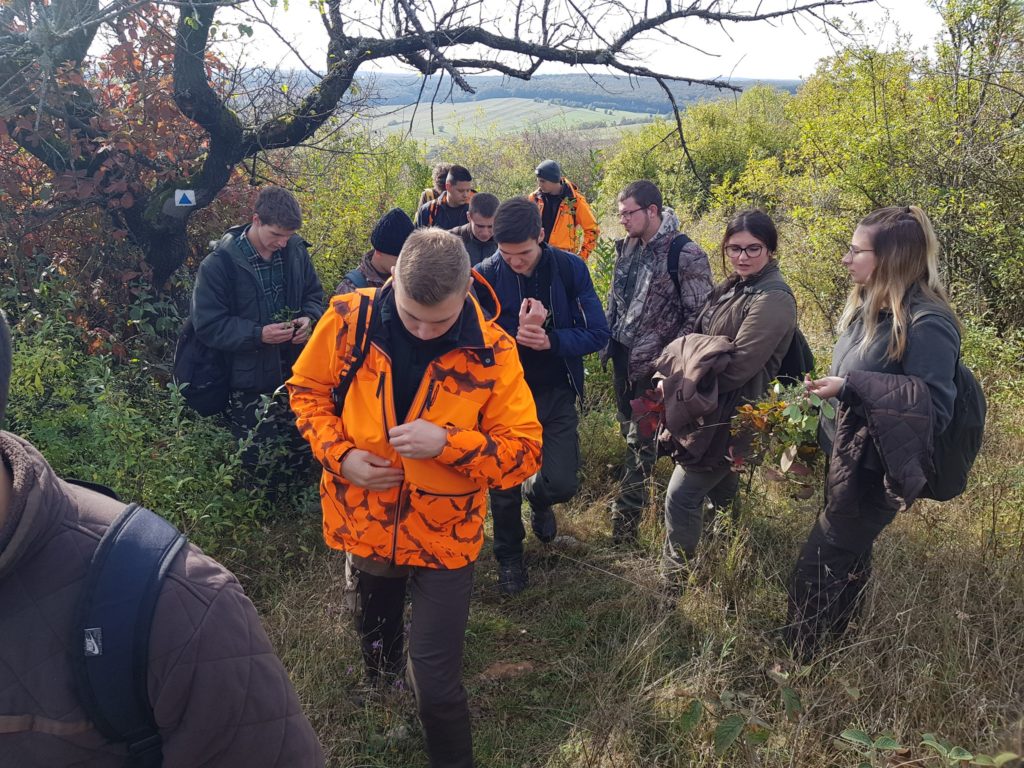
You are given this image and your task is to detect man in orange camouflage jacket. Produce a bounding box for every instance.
[287,228,542,768]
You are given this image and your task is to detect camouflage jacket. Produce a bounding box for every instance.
[603,208,713,382]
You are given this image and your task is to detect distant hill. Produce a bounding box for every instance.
[366,97,655,143]
[356,73,800,114]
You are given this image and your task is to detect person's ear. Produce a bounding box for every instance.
[538,228,546,243]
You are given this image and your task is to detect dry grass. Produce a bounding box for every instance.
[248,400,1024,767]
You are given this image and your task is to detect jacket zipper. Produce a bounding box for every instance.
[376,366,404,566]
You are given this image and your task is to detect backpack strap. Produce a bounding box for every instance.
[666,233,692,299]
[344,267,369,290]
[331,291,382,416]
[73,504,186,768]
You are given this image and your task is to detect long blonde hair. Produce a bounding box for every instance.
[837,205,956,362]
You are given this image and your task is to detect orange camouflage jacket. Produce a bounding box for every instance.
[287,278,542,569]
[528,178,600,261]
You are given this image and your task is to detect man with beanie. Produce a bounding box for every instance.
[475,198,609,595]
[190,186,324,472]
[0,313,324,766]
[336,207,416,293]
[451,192,499,267]
[528,160,600,262]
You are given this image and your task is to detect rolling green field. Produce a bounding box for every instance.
[366,97,658,143]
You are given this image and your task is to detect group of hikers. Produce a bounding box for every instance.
[0,159,967,767]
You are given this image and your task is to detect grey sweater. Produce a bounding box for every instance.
[822,289,959,453]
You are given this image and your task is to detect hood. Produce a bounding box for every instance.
[0,432,63,580]
[653,207,681,242]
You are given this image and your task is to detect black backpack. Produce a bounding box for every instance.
[912,310,987,501]
[72,494,186,768]
[172,250,234,416]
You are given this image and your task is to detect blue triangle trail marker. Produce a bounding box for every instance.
[174,189,195,206]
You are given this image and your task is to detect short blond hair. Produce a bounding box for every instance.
[396,228,470,305]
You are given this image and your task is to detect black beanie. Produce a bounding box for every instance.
[535,159,562,183]
[0,313,10,430]
[370,208,415,257]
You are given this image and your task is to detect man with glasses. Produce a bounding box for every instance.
[602,180,713,546]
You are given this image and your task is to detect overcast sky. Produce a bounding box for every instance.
[231,0,945,82]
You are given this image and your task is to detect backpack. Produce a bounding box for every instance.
[172,249,235,416]
[343,267,369,290]
[666,233,692,300]
[739,282,816,384]
[72,494,187,768]
[912,309,987,501]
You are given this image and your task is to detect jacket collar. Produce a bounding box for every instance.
[372,275,495,355]
[0,433,63,580]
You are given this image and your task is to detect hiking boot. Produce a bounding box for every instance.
[530,506,557,543]
[497,558,529,596]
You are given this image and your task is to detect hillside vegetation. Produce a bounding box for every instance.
[366,98,655,145]
[2,2,1024,766]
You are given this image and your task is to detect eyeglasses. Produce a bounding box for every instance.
[725,244,766,259]
[846,245,874,256]
[617,207,646,221]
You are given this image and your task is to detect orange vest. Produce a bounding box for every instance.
[528,178,600,261]
[287,278,542,569]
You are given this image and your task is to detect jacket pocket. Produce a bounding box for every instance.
[428,388,483,430]
[397,483,486,566]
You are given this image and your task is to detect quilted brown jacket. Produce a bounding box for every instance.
[0,432,323,767]
[825,371,935,516]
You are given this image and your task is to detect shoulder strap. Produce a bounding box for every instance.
[332,292,380,415]
[667,233,692,298]
[345,267,369,290]
[73,504,186,768]
[554,248,576,296]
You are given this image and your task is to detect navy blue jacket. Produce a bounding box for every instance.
[476,244,609,399]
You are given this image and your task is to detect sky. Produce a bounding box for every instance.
[232,0,946,82]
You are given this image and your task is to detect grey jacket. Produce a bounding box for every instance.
[604,208,713,382]
[191,226,324,394]
[0,432,324,767]
[821,288,959,454]
[451,223,498,267]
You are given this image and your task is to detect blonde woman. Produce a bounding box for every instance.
[787,206,961,659]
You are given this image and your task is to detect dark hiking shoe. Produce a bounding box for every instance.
[530,506,557,543]
[497,558,529,596]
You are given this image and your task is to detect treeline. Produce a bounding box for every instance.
[353,73,801,114]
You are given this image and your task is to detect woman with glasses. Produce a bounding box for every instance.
[786,205,960,659]
[659,209,797,578]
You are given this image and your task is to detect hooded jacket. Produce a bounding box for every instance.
[603,207,713,382]
[191,226,325,394]
[286,277,542,569]
[528,179,600,261]
[0,433,323,767]
[475,244,610,400]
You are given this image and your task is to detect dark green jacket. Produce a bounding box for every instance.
[191,226,324,394]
